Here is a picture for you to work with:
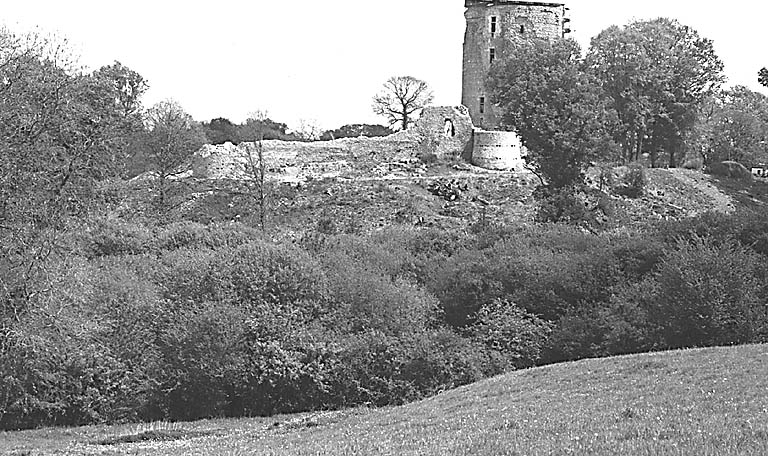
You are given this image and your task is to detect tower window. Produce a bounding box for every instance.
[519,24,525,34]
[489,48,496,64]
[490,16,498,37]
[479,97,486,114]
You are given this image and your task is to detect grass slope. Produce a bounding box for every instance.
[3,344,767,455]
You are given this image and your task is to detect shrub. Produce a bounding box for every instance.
[706,160,752,181]
[542,292,658,364]
[651,237,768,348]
[399,329,491,395]
[80,217,154,258]
[534,186,591,224]
[428,248,504,328]
[609,234,667,279]
[154,301,246,420]
[613,163,646,198]
[0,258,163,429]
[212,241,330,314]
[324,329,491,407]
[323,250,440,335]
[227,333,330,417]
[472,299,553,369]
[154,221,261,251]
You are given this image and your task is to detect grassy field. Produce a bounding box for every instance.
[3,344,767,455]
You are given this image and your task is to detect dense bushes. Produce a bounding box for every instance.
[3,212,768,430]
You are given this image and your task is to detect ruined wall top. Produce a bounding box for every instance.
[464,0,565,7]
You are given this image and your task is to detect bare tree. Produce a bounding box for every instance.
[372,76,434,130]
[293,118,323,141]
[242,138,271,231]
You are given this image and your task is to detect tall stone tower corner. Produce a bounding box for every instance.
[461,0,570,171]
[461,0,570,130]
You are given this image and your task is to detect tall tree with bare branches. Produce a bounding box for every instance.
[372,76,433,130]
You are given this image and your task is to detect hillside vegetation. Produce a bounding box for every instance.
[4,18,768,445]
[3,344,766,455]
[3,202,768,431]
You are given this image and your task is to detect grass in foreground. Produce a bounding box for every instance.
[2,344,767,455]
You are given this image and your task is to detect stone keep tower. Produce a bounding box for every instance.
[462,0,570,129]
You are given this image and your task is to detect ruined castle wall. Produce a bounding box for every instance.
[462,1,566,129]
[470,129,526,171]
[191,135,419,181]
[410,105,474,160]
[190,106,475,180]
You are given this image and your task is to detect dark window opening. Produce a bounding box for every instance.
[519,24,525,34]
[489,48,496,64]
[490,16,497,37]
[479,97,485,114]
[444,119,455,137]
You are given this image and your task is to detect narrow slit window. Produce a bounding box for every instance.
[489,48,496,64]
[519,24,525,34]
[479,97,486,114]
[490,16,497,37]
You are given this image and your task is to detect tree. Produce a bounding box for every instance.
[1,28,145,331]
[587,18,725,167]
[240,113,295,141]
[240,141,271,231]
[202,117,241,145]
[760,68,768,88]
[292,118,323,141]
[143,100,206,206]
[90,61,149,177]
[372,76,433,130]
[320,124,393,141]
[487,38,617,190]
[704,87,768,166]
[92,61,148,126]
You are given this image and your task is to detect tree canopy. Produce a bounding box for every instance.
[372,76,433,130]
[1,30,147,226]
[586,18,725,167]
[703,87,768,166]
[487,38,617,190]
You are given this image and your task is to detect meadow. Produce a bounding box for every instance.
[3,344,766,455]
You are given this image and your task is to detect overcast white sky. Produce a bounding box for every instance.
[3,0,767,130]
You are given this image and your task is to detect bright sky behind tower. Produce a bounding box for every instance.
[2,0,766,130]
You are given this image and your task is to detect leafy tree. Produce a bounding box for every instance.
[587,18,725,167]
[320,124,393,141]
[372,76,433,130]
[91,61,148,126]
[487,38,617,190]
[91,61,149,177]
[1,28,147,366]
[240,113,296,141]
[142,100,206,206]
[760,68,768,88]
[202,117,240,145]
[704,87,768,166]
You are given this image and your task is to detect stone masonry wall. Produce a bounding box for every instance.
[462,1,567,129]
[471,129,526,171]
[190,106,475,181]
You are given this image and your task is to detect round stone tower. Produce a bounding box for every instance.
[462,0,570,129]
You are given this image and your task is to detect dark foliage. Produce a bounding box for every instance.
[320,124,393,141]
